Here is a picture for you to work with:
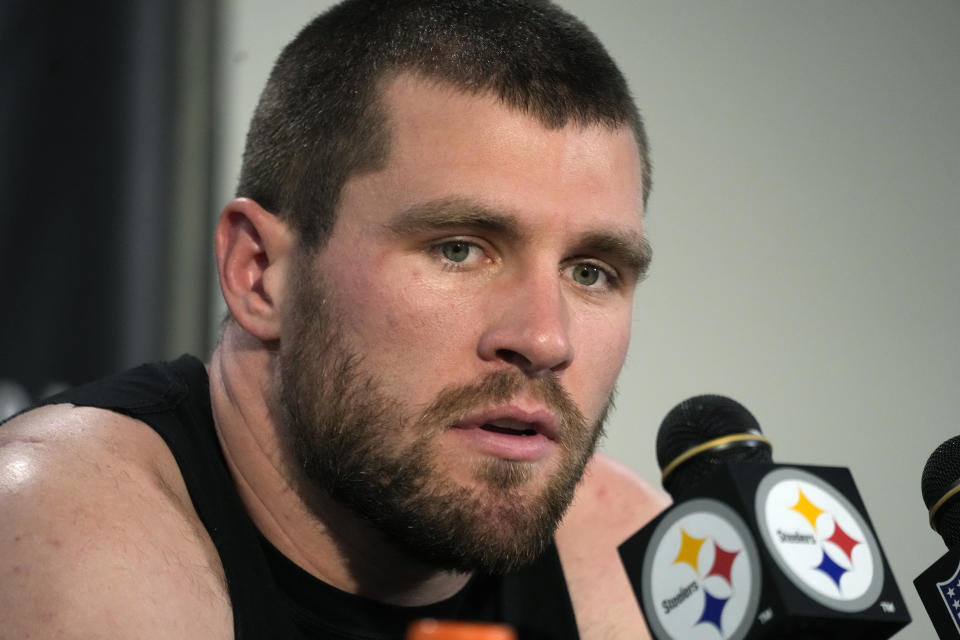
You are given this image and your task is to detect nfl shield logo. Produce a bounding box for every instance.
[937,560,960,633]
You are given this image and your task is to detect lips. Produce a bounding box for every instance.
[480,420,538,437]
[448,405,560,465]
[454,406,558,439]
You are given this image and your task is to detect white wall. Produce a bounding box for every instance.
[216,3,960,637]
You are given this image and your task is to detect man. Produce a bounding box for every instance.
[0,1,668,638]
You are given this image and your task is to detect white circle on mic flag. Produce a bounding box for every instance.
[755,467,884,611]
[641,498,761,640]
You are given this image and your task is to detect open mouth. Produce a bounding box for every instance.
[480,423,538,437]
[450,413,555,461]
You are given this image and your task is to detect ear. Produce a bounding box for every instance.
[215,198,294,342]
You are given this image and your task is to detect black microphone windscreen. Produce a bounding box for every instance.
[656,394,773,499]
[921,434,960,548]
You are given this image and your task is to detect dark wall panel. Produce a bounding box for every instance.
[0,1,181,414]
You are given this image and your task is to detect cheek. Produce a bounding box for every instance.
[569,307,633,411]
[584,331,630,386]
[343,267,478,371]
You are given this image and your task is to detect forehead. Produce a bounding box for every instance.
[337,73,644,240]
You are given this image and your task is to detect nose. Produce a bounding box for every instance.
[477,271,574,376]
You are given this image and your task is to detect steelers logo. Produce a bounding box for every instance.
[641,499,762,640]
[754,467,883,612]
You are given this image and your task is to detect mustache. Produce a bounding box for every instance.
[415,371,587,448]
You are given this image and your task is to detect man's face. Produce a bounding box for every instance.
[277,74,647,574]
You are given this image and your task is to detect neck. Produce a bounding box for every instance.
[207,323,472,605]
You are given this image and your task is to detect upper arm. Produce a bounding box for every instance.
[0,405,232,639]
[555,452,671,640]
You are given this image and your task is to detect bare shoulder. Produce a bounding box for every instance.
[0,404,232,639]
[561,451,671,541]
[556,452,670,640]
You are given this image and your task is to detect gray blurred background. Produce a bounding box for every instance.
[2,2,958,637]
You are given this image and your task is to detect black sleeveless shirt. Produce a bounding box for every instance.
[35,355,580,639]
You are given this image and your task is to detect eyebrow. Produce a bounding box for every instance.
[385,196,652,282]
[385,197,522,240]
[578,231,653,283]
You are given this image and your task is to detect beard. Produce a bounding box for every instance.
[275,248,609,574]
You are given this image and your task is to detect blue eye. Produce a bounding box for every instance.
[440,241,472,263]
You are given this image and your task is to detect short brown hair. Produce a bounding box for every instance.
[238,0,651,246]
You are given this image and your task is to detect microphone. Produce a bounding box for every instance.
[922,436,960,549]
[914,435,960,637]
[656,394,773,500]
[619,394,910,639]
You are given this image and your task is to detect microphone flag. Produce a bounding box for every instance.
[915,544,960,638]
[619,461,909,639]
[936,562,960,635]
